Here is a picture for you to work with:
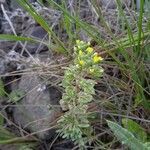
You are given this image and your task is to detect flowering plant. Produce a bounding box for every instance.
[57,40,104,147]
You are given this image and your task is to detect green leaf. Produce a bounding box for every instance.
[62,69,75,87]
[65,86,76,99]
[144,143,150,149]
[8,90,25,103]
[91,66,104,78]
[78,92,93,104]
[122,118,147,142]
[107,120,147,150]
[79,78,96,95]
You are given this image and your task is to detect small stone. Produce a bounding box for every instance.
[25,26,48,54]
[13,74,62,139]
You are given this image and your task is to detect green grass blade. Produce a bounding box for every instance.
[137,0,145,53]
[47,0,106,46]
[0,79,5,97]
[0,34,37,42]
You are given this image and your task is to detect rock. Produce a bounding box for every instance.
[0,0,11,10]
[0,51,6,75]
[13,74,62,139]
[2,8,34,35]
[11,0,37,10]
[24,26,48,54]
[0,50,19,75]
[0,0,11,33]
[0,5,60,54]
[0,8,34,53]
[0,96,8,104]
[0,8,3,33]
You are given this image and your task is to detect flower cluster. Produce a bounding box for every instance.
[74,40,104,78]
[57,40,104,148]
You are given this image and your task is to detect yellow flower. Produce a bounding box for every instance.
[80,41,84,44]
[76,64,80,68]
[79,60,85,66]
[79,50,83,56]
[76,40,80,44]
[87,42,90,46]
[89,68,94,73]
[93,53,103,63]
[76,40,84,45]
[86,47,93,53]
[74,47,77,51]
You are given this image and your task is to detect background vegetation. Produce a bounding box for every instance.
[0,0,150,149]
